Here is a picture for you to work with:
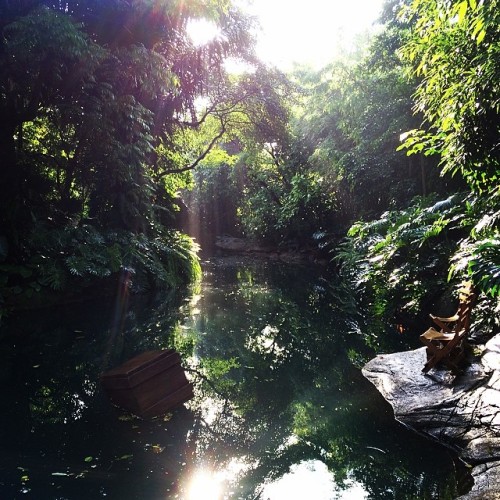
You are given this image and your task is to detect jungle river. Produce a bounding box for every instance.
[0,257,469,499]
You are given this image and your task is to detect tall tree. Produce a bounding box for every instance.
[399,0,500,297]
[0,0,292,307]
[399,0,500,195]
[0,0,255,238]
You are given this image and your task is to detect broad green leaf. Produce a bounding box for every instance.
[457,1,468,24]
[476,29,486,44]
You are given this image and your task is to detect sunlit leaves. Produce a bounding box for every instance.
[449,204,500,298]
[469,239,500,298]
[341,194,469,321]
[200,357,240,378]
[455,1,468,25]
[394,0,500,305]
[397,128,444,156]
[295,44,425,221]
[0,0,262,305]
[12,223,200,299]
[399,0,500,195]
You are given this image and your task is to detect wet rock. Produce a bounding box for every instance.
[362,334,500,499]
[215,236,249,252]
[214,236,323,263]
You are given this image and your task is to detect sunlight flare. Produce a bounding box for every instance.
[186,470,223,500]
[237,0,384,69]
[187,18,220,46]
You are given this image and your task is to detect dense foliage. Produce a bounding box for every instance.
[191,0,462,243]
[399,0,500,288]
[0,0,290,313]
[1,3,498,496]
[1,0,498,338]
[338,0,499,334]
[188,0,499,337]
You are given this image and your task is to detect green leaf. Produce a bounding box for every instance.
[457,1,468,24]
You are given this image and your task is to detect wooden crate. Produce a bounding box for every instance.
[100,349,193,418]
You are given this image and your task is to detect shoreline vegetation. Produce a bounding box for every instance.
[0,1,499,495]
[1,0,499,332]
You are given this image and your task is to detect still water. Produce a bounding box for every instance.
[0,257,466,499]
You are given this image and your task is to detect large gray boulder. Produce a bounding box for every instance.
[362,334,500,499]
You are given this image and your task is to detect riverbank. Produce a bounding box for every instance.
[362,334,500,499]
[214,235,327,263]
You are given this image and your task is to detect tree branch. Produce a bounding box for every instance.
[156,119,227,178]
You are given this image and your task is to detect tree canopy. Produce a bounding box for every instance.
[183,0,499,336]
[0,0,292,309]
[1,0,498,336]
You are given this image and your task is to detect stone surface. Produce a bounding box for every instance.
[215,236,251,252]
[362,334,500,499]
[214,236,326,263]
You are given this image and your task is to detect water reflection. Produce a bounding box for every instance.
[175,258,465,499]
[186,470,223,499]
[261,460,367,499]
[0,257,466,499]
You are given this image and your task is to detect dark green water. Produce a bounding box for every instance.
[0,257,467,499]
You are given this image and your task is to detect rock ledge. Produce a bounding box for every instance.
[362,334,500,499]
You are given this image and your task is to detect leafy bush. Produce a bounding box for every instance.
[336,191,500,341]
[0,223,200,314]
[450,200,500,299]
[337,194,469,326]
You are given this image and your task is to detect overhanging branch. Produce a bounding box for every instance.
[156,119,227,178]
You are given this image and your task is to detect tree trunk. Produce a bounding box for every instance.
[420,155,427,197]
[0,121,24,255]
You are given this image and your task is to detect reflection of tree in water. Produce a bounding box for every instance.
[0,291,192,498]
[0,258,464,498]
[182,259,462,499]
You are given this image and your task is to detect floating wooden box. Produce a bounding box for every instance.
[100,349,193,418]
